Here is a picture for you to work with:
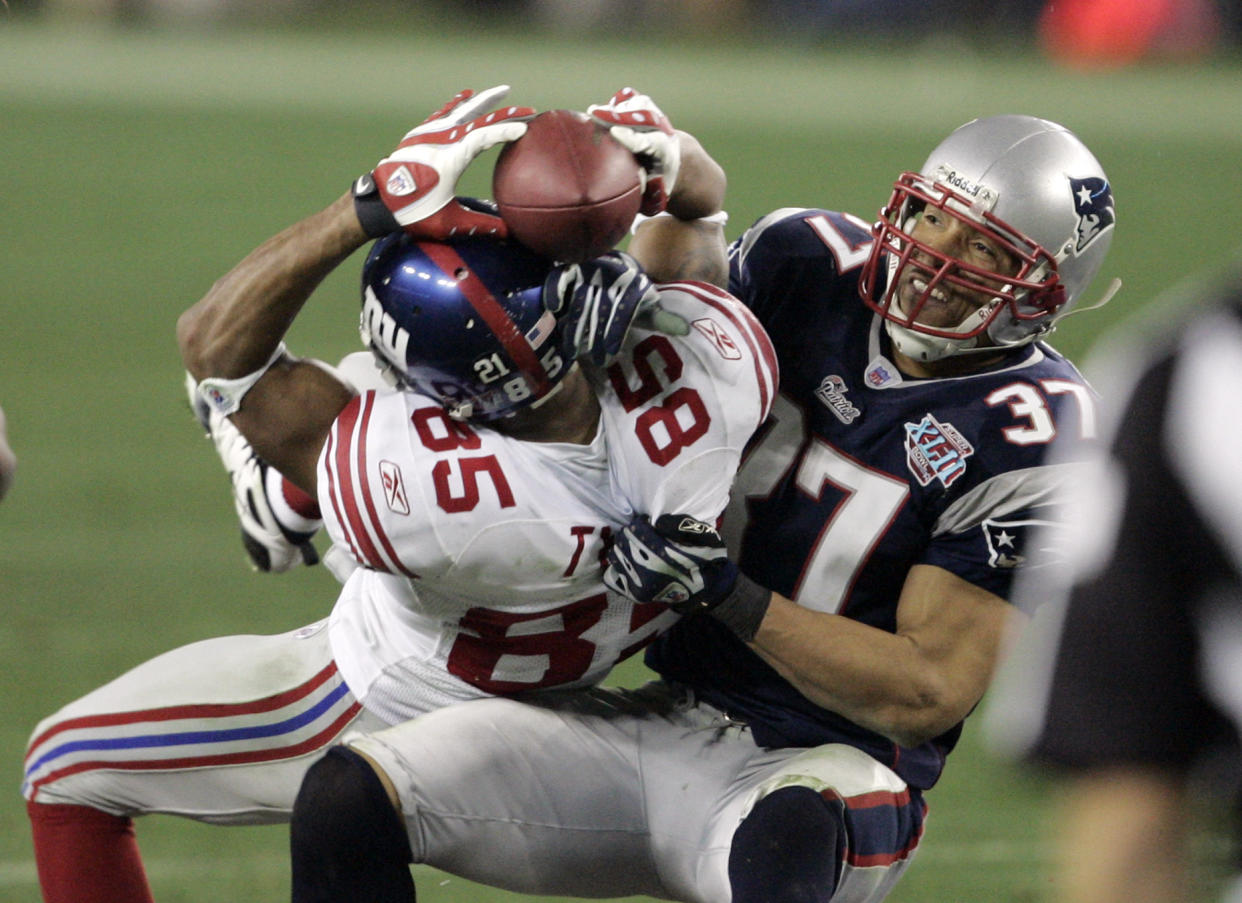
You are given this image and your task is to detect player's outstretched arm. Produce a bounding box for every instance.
[628,131,728,288]
[587,88,727,287]
[178,193,366,494]
[751,565,1023,749]
[181,87,530,494]
[607,514,1021,749]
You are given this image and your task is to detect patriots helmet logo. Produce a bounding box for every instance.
[1069,176,1115,254]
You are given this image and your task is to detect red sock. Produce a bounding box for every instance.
[27,801,155,903]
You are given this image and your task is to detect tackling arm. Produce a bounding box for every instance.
[750,564,1023,749]
[606,523,1018,747]
[608,511,1020,748]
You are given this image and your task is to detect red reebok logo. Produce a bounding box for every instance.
[379,460,410,515]
[691,318,741,360]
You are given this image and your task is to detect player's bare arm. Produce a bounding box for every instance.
[663,131,726,222]
[584,90,728,289]
[750,565,1024,748]
[607,515,1022,749]
[177,193,366,492]
[179,87,533,494]
[628,132,729,288]
[631,214,729,288]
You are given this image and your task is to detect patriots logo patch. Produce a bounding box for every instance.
[1069,176,1115,254]
[983,516,1073,571]
[815,375,861,424]
[981,518,1027,568]
[983,510,1072,570]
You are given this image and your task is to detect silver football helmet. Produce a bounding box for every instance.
[859,115,1117,362]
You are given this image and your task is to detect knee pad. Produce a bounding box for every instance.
[728,785,845,903]
[290,746,413,903]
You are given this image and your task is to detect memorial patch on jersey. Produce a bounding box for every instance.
[380,460,410,515]
[815,374,861,424]
[692,317,742,360]
[904,414,973,488]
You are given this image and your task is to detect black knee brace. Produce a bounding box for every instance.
[290,745,415,903]
[728,785,845,903]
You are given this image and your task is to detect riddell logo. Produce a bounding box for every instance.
[941,169,983,197]
[691,318,741,360]
[379,460,410,515]
[933,165,998,209]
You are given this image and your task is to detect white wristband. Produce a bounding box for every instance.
[195,342,289,417]
[630,210,729,236]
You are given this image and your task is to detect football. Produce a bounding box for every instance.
[492,109,643,263]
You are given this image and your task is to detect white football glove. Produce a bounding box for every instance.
[587,87,681,216]
[353,85,535,240]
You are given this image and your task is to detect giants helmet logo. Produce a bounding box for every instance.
[362,285,411,367]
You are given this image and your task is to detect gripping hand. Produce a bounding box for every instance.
[543,251,686,366]
[605,514,771,640]
[587,87,680,216]
[353,85,535,240]
[605,514,736,611]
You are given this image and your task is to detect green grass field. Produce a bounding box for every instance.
[3,15,1242,902]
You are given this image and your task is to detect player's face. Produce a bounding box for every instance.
[895,209,1020,331]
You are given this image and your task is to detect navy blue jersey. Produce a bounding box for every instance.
[646,208,1098,790]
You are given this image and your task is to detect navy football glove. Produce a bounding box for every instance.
[605,513,735,610]
[544,251,687,367]
[605,514,770,639]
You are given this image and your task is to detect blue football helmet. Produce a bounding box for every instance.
[359,233,568,421]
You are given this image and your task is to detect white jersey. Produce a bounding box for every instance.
[318,281,778,722]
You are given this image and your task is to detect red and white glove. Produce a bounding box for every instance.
[587,87,680,216]
[353,85,535,240]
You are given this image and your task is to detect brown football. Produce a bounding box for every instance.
[492,109,643,263]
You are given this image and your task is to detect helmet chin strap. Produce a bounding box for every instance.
[886,319,983,362]
[884,290,999,363]
[1055,277,1123,322]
